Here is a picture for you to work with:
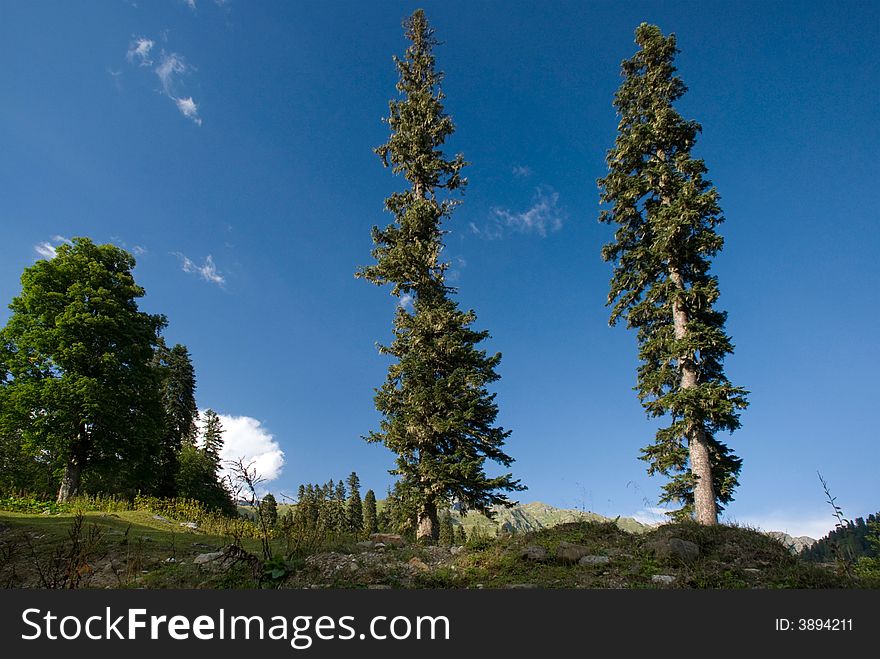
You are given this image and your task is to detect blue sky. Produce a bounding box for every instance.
[1,1,877,538]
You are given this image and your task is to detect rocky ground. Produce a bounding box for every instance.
[1,511,864,589]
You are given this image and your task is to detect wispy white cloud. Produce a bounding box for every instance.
[34,242,58,259]
[132,245,147,255]
[126,37,154,66]
[155,52,202,125]
[174,96,202,125]
[472,185,565,239]
[126,40,203,125]
[33,235,71,260]
[181,0,197,10]
[493,185,564,236]
[512,165,532,178]
[155,51,187,96]
[198,412,285,490]
[398,293,413,310]
[173,252,225,285]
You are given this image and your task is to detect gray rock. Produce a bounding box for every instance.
[193,551,225,565]
[521,545,548,561]
[152,514,170,523]
[651,574,676,585]
[356,540,375,550]
[648,537,700,563]
[450,545,465,555]
[368,584,392,589]
[579,555,611,566]
[179,522,199,530]
[505,583,538,589]
[556,542,591,563]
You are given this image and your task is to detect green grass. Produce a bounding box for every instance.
[1,508,867,589]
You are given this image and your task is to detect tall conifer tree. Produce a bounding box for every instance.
[152,340,199,496]
[346,471,364,533]
[357,10,522,541]
[598,24,748,524]
[363,489,378,535]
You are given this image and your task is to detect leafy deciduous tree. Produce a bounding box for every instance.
[0,238,166,502]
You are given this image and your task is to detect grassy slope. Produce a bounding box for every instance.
[1,510,864,589]
[0,509,270,588]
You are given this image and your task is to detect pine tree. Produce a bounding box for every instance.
[260,493,278,528]
[454,524,467,545]
[357,9,523,542]
[176,407,235,515]
[201,409,224,473]
[598,24,749,524]
[151,340,199,496]
[363,489,378,535]
[438,511,454,547]
[346,471,364,534]
[334,480,347,533]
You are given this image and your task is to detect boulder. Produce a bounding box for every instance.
[647,537,700,563]
[651,574,676,585]
[193,551,225,565]
[578,555,611,566]
[355,540,376,550]
[369,533,405,547]
[179,522,199,530]
[521,545,548,562]
[556,542,591,563]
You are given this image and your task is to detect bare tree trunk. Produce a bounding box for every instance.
[56,424,88,504]
[57,456,82,503]
[669,268,718,525]
[416,499,438,543]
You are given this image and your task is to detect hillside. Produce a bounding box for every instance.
[452,501,650,536]
[2,504,870,590]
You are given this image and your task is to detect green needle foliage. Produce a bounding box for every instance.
[151,340,199,496]
[357,10,522,542]
[598,24,748,524]
[363,489,378,535]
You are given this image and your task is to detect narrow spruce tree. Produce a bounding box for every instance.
[260,493,278,527]
[363,489,378,535]
[598,23,748,524]
[357,9,523,542]
[201,409,224,468]
[438,511,454,547]
[151,340,199,496]
[346,471,364,533]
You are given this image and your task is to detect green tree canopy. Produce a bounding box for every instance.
[0,237,166,502]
